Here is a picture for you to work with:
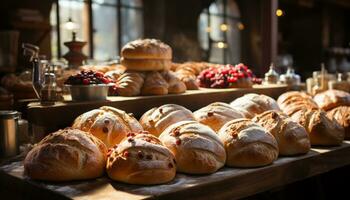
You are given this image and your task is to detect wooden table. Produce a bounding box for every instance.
[1,141,350,200]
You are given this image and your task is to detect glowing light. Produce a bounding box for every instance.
[237,22,245,30]
[217,42,227,49]
[220,24,228,31]
[63,18,79,31]
[276,9,284,17]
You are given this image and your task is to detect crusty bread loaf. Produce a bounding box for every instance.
[72,106,143,147]
[159,121,226,174]
[314,89,350,111]
[253,110,310,155]
[24,128,107,181]
[139,104,196,137]
[141,71,169,95]
[161,71,186,94]
[218,118,278,167]
[115,72,145,96]
[194,102,244,132]
[291,109,344,146]
[106,131,176,185]
[327,106,350,139]
[230,93,281,118]
[121,39,172,71]
[277,91,319,116]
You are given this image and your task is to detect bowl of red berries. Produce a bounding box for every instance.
[64,70,114,101]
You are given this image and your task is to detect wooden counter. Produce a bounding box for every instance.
[27,84,290,132]
[1,141,350,200]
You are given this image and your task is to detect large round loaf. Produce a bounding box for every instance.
[314,89,350,111]
[277,91,319,116]
[218,119,278,167]
[327,106,350,139]
[72,106,143,147]
[139,104,195,137]
[194,102,244,132]
[24,128,107,181]
[230,93,280,118]
[159,121,226,174]
[253,110,310,155]
[106,131,176,185]
[291,109,344,146]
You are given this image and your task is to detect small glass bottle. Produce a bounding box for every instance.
[40,69,57,105]
[264,63,279,84]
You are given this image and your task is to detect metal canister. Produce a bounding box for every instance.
[0,110,20,158]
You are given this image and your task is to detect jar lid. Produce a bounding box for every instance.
[0,110,20,119]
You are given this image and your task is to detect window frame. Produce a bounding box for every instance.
[53,0,143,59]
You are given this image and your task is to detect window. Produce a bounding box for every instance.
[50,0,143,61]
[198,0,242,64]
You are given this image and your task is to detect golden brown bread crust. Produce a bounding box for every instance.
[291,109,344,146]
[327,106,350,139]
[121,39,172,60]
[230,93,281,118]
[161,71,186,94]
[141,71,169,95]
[120,57,172,71]
[115,72,145,96]
[314,89,350,111]
[277,91,319,116]
[253,110,310,156]
[24,128,107,181]
[159,121,226,174]
[218,118,278,167]
[106,132,176,185]
[72,106,143,147]
[139,104,196,137]
[194,102,244,132]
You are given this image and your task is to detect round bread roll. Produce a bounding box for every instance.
[194,102,244,132]
[72,106,143,147]
[121,39,172,71]
[314,89,350,111]
[106,131,176,185]
[24,128,107,181]
[253,110,310,156]
[230,93,281,118]
[139,104,195,137]
[327,106,350,139]
[277,91,319,116]
[159,121,226,174]
[291,109,344,146]
[218,118,278,167]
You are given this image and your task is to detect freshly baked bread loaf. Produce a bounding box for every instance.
[72,106,143,147]
[141,71,169,95]
[253,110,310,155]
[121,39,172,71]
[139,104,195,137]
[230,93,281,118]
[277,91,319,116]
[106,131,176,185]
[24,128,107,181]
[314,89,350,111]
[327,106,350,139]
[159,121,226,174]
[218,119,278,167]
[291,109,344,146]
[115,72,145,96]
[161,71,186,94]
[194,102,244,132]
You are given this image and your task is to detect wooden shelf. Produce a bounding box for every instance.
[1,141,350,200]
[27,84,291,132]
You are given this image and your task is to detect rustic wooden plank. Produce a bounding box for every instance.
[27,85,290,132]
[1,141,350,200]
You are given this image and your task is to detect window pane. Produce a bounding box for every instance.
[121,8,143,46]
[59,0,89,57]
[92,0,116,6]
[121,0,142,7]
[92,3,118,60]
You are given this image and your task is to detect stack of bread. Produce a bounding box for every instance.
[111,39,186,96]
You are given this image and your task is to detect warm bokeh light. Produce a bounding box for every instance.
[220,24,228,31]
[237,22,245,30]
[217,42,227,49]
[206,26,211,32]
[63,18,79,30]
[276,9,284,17]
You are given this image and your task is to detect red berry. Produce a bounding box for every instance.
[95,71,104,77]
[82,78,90,85]
[176,139,181,145]
[123,151,129,157]
[101,77,110,84]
